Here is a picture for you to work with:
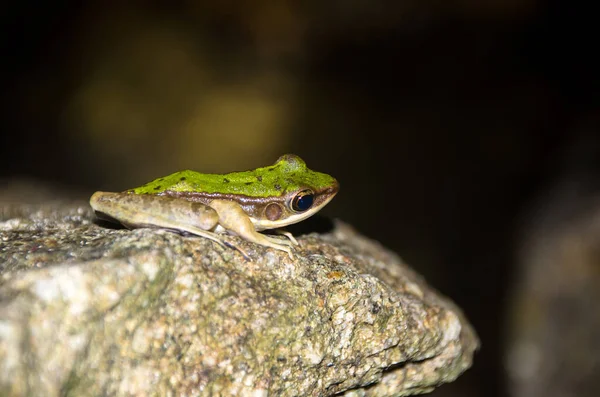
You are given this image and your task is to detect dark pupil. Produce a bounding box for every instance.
[293,192,314,212]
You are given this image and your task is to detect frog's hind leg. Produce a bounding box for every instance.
[97,193,249,258]
[139,199,251,259]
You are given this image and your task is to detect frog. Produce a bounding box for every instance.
[90,154,339,259]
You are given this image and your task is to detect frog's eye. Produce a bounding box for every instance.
[291,189,314,212]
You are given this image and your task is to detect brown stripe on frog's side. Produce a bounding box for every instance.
[158,182,338,222]
[159,190,288,219]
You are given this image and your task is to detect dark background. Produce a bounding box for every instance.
[2,1,599,396]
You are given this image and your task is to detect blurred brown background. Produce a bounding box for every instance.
[2,1,599,396]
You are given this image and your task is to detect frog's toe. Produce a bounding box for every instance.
[282,245,295,260]
[268,242,295,259]
[283,247,295,260]
[274,230,299,245]
[265,235,295,247]
[223,240,251,260]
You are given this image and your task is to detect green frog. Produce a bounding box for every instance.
[90,154,339,259]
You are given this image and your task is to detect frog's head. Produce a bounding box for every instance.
[250,154,339,230]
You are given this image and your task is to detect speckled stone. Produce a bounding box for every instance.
[0,197,478,396]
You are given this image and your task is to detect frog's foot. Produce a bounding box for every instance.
[236,233,295,259]
[261,241,295,260]
[240,234,295,259]
[175,225,251,260]
[273,229,299,245]
[181,228,228,248]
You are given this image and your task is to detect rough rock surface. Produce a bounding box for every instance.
[0,198,478,396]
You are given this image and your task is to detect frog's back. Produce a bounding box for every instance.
[128,155,336,198]
[129,168,288,198]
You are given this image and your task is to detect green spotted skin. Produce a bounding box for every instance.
[129,154,337,198]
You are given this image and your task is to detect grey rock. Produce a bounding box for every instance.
[507,181,600,397]
[0,199,478,396]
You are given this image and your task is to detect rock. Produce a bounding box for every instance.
[507,182,600,397]
[0,198,478,396]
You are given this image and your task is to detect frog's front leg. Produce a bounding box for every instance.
[209,199,295,259]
